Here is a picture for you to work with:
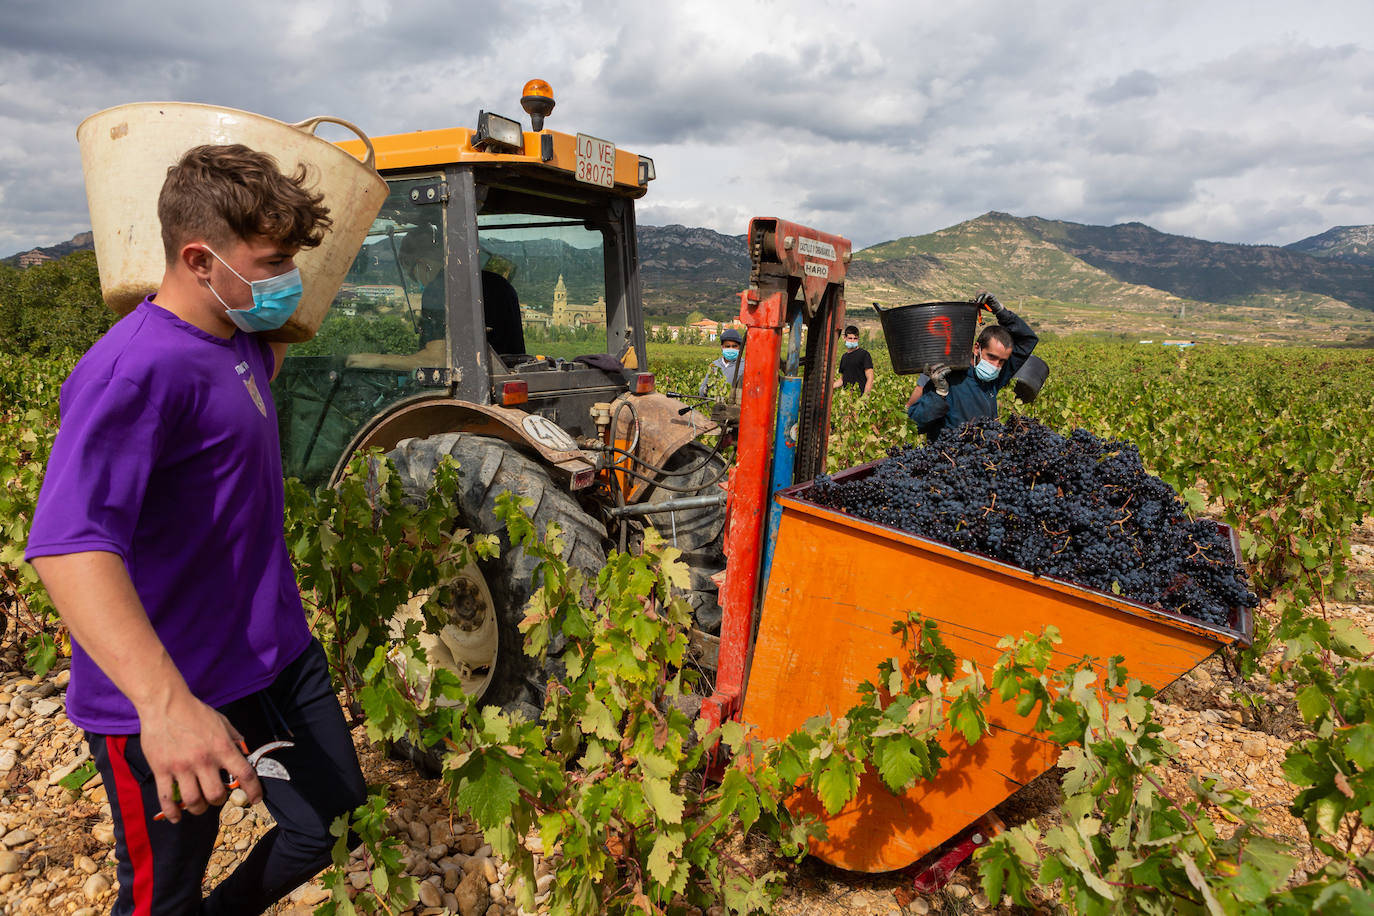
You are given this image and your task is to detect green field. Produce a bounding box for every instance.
[5,340,1374,912]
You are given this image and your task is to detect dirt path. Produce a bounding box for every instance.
[4,528,1370,915]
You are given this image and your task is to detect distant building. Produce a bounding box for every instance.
[690,319,722,341]
[18,249,52,269]
[336,283,406,314]
[347,283,405,305]
[521,305,553,329]
[552,276,605,328]
[687,319,745,341]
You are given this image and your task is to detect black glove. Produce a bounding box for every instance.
[974,291,1006,316]
[928,363,951,397]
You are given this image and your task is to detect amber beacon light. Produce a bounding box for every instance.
[521,80,556,131]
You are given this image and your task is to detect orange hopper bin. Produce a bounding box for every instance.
[740,462,1254,873]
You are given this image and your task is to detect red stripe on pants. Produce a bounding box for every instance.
[107,735,154,915]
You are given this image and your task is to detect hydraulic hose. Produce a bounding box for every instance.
[589,444,731,492]
[606,397,732,482]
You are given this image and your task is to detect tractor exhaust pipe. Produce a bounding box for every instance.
[607,493,726,518]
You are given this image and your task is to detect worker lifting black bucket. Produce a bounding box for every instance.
[874,300,981,375]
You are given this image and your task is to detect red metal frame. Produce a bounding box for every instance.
[702,217,854,734]
[701,286,785,731]
[911,814,1005,893]
[754,218,852,315]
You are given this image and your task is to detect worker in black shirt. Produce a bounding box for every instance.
[834,325,875,395]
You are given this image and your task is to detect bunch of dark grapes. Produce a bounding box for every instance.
[808,416,1257,628]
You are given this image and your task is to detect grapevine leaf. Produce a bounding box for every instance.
[372,863,389,897]
[1232,836,1297,902]
[813,756,858,816]
[873,734,930,793]
[647,830,684,886]
[1343,724,1374,770]
[580,695,620,741]
[949,692,986,745]
[716,768,762,831]
[57,759,98,793]
[456,755,522,830]
[642,776,685,824]
[718,720,747,753]
[24,633,57,678]
[635,750,677,781]
[1331,618,1374,658]
[1296,685,1330,725]
[1314,795,1346,837]
[1178,851,1224,916]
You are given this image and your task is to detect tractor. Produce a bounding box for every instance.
[271,81,734,719]
[273,82,1254,878]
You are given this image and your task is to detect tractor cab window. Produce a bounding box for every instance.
[288,176,446,364]
[477,210,609,361]
[272,176,442,486]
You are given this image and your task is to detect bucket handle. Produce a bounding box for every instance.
[290,116,377,171]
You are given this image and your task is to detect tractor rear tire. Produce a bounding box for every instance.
[387,433,608,716]
[640,442,728,635]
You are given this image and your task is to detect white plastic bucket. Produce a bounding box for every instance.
[77,103,388,342]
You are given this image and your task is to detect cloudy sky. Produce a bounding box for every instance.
[2,0,1371,257]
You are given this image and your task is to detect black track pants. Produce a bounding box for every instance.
[87,638,367,916]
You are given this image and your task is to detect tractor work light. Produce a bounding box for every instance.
[637,156,656,186]
[474,111,525,153]
[521,79,556,131]
[501,380,529,405]
[632,372,655,395]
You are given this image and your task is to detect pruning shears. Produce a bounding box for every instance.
[154,740,294,820]
[228,739,293,786]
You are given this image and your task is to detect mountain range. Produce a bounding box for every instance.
[10,217,1373,343]
[637,216,1374,344]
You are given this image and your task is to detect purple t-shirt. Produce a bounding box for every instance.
[26,298,311,733]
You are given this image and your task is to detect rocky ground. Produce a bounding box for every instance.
[4,529,1371,916]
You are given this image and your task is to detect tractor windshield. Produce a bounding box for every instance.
[272,176,442,486]
[292,176,445,361]
[478,211,609,361]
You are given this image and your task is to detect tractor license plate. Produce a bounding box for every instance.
[575,134,616,187]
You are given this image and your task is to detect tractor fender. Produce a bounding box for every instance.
[329,394,596,487]
[612,391,720,502]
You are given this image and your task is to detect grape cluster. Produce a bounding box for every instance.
[808,416,1257,628]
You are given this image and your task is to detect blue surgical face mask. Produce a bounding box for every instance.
[721,347,740,362]
[204,247,303,333]
[844,339,859,350]
[974,358,1000,382]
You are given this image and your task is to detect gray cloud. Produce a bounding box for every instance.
[2,0,1373,256]
[1089,70,1161,105]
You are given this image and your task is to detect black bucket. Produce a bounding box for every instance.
[875,301,980,375]
[1011,354,1050,402]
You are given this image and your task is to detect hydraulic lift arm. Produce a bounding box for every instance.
[701,218,852,730]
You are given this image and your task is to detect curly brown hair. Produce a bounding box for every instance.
[158,144,332,263]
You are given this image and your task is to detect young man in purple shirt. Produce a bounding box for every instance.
[26,144,365,915]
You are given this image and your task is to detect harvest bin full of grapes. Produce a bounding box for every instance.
[740,416,1256,873]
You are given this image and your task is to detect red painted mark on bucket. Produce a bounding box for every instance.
[927,316,953,356]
